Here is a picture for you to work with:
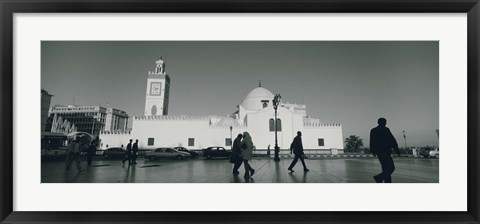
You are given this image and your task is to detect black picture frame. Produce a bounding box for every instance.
[1,0,479,223]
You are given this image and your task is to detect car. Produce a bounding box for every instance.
[174,147,198,158]
[102,147,127,159]
[419,147,439,158]
[41,149,67,160]
[145,147,191,160]
[203,146,231,159]
[428,148,439,158]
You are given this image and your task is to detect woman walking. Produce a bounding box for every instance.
[241,132,255,179]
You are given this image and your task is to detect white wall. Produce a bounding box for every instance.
[302,126,344,149]
[132,117,241,150]
[100,110,344,151]
[98,133,131,149]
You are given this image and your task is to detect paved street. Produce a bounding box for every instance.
[41,157,439,183]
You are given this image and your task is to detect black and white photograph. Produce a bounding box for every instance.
[41,41,439,183]
[3,2,479,223]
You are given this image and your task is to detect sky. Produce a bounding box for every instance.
[41,41,439,147]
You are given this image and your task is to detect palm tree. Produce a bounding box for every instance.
[344,135,364,153]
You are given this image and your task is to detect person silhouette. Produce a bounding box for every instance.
[231,133,243,175]
[370,118,401,183]
[86,140,96,166]
[241,132,255,179]
[131,139,139,165]
[288,131,309,172]
[65,139,83,173]
[123,139,132,165]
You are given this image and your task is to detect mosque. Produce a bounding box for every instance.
[99,58,344,154]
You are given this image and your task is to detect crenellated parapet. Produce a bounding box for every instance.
[134,115,217,121]
[303,122,342,127]
[100,130,132,135]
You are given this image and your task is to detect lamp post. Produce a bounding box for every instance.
[91,118,95,135]
[272,94,281,161]
[229,126,233,149]
[402,130,407,150]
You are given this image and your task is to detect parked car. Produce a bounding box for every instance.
[145,147,191,160]
[102,147,127,159]
[41,148,67,161]
[174,147,198,158]
[419,147,439,158]
[203,146,231,159]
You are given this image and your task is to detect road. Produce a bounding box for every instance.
[41,157,439,183]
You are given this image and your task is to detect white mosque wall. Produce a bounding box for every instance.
[98,132,131,149]
[301,126,344,150]
[130,116,244,150]
[99,116,343,152]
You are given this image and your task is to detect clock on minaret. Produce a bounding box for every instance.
[150,82,162,96]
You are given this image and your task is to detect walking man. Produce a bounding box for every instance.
[288,131,309,172]
[123,139,132,165]
[65,139,83,173]
[86,140,96,166]
[131,139,139,165]
[231,133,243,175]
[370,118,401,183]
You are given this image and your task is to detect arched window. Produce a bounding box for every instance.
[269,118,282,132]
[151,105,157,115]
[269,118,275,132]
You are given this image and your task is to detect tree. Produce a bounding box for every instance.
[344,135,364,153]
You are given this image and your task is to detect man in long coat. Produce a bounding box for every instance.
[131,139,139,165]
[231,133,243,175]
[123,139,132,165]
[370,118,401,183]
[287,131,309,172]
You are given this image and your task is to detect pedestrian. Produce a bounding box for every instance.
[241,132,255,179]
[86,140,96,166]
[65,139,83,173]
[370,118,401,183]
[288,131,309,172]
[267,144,271,156]
[65,139,73,170]
[131,139,139,165]
[123,139,132,165]
[231,133,243,175]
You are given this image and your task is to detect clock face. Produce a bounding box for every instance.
[150,82,162,96]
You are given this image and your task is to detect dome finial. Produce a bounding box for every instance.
[259,80,262,87]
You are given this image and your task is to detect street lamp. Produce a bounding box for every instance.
[229,126,233,149]
[272,94,281,161]
[402,130,407,150]
[91,118,95,135]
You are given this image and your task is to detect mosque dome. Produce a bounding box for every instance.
[240,87,275,111]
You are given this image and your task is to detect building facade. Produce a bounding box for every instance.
[48,105,129,136]
[99,59,344,153]
[41,89,53,132]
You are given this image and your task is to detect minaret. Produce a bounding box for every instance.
[144,57,170,116]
